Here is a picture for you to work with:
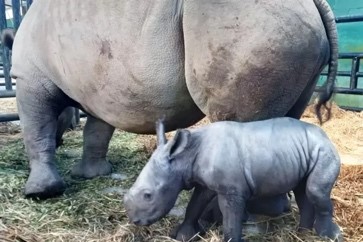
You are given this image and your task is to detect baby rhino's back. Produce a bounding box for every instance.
[198,117,338,196]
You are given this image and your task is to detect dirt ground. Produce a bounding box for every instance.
[0,98,362,242]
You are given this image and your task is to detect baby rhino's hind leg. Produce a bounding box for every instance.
[306,160,342,241]
[293,181,315,231]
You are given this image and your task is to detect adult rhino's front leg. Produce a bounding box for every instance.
[71,115,114,178]
[16,76,72,199]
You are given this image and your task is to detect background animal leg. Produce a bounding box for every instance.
[200,196,223,225]
[171,186,216,241]
[55,107,76,148]
[71,115,114,178]
[246,193,291,217]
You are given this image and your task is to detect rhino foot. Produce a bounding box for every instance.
[315,218,343,242]
[25,163,66,199]
[171,221,204,242]
[71,158,112,179]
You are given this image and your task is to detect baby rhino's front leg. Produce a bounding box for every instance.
[171,186,216,241]
[218,194,246,242]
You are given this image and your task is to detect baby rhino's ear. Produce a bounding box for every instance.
[166,129,191,159]
[156,118,166,146]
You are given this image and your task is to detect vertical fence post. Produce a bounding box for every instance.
[350,57,360,90]
[11,0,21,30]
[0,0,12,91]
[26,0,32,9]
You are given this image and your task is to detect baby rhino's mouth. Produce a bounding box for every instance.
[132,217,158,226]
[126,206,169,227]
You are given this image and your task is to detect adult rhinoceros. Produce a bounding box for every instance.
[7,0,337,198]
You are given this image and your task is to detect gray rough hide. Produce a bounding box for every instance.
[124,117,342,242]
[1,29,77,149]
[6,0,338,199]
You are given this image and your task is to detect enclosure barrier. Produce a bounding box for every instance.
[0,0,362,122]
[319,52,363,97]
[317,15,363,111]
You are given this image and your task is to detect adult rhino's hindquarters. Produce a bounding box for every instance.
[183,0,338,123]
[8,0,337,198]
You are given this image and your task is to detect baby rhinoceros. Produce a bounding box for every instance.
[124,117,342,242]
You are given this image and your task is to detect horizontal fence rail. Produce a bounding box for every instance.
[318,52,363,96]
[314,15,363,111]
[335,15,363,23]
[0,4,362,122]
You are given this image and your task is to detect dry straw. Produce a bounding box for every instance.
[0,104,362,242]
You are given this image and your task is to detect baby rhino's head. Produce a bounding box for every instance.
[124,120,192,226]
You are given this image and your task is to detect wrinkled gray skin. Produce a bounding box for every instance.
[55,106,77,147]
[1,28,76,149]
[8,0,337,198]
[124,118,342,242]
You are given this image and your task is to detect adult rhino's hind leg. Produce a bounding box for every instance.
[16,77,71,199]
[285,67,328,120]
[71,115,114,178]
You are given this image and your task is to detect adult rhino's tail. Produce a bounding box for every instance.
[313,0,339,125]
[1,28,15,50]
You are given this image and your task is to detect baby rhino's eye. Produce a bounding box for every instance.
[143,192,153,201]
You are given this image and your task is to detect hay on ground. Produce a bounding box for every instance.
[302,103,363,157]
[0,103,362,241]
